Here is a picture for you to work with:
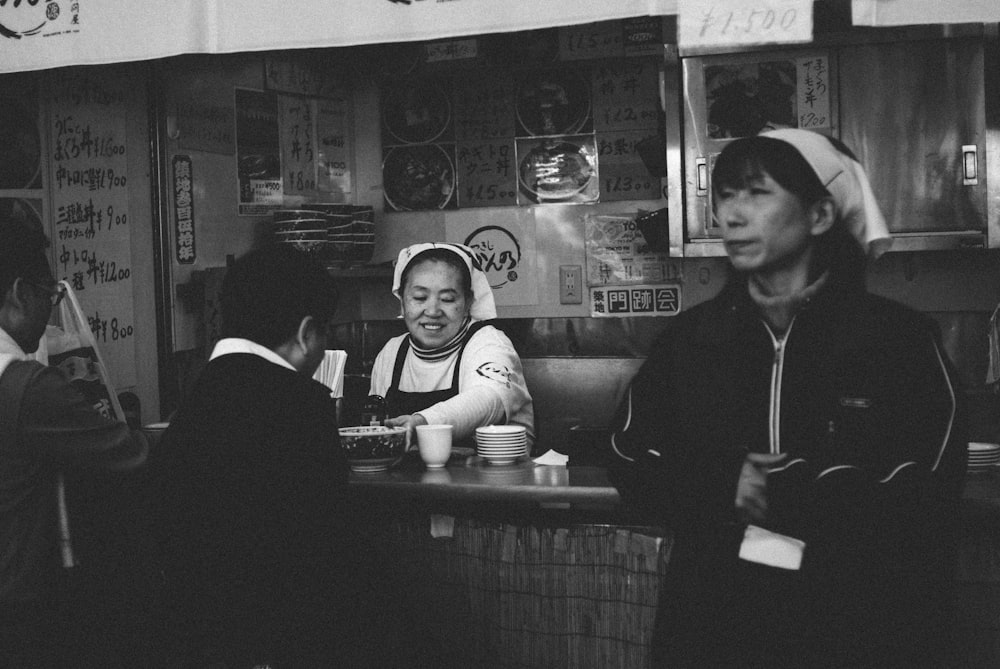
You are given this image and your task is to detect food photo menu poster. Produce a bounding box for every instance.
[47,69,137,387]
[445,209,538,306]
[379,44,665,212]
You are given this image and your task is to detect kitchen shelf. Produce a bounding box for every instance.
[326,264,393,278]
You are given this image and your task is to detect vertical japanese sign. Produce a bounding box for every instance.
[172,155,196,264]
[279,95,318,202]
[795,56,830,130]
[49,70,136,387]
[591,58,663,201]
[315,97,353,200]
[235,88,281,216]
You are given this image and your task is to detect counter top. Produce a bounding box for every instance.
[348,452,621,507]
[349,452,1000,512]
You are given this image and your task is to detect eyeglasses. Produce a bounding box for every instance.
[25,280,67,307]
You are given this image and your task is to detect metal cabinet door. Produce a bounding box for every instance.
[839,38,986,243]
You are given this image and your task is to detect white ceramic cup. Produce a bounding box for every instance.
[416,424,453,468]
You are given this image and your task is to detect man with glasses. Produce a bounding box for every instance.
[0,217,148,668]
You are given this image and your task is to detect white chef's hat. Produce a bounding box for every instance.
[761,128,892,257]
[392,242,497,321]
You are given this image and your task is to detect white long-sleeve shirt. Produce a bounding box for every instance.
[369,325,535,448]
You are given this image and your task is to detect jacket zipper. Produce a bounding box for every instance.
[764,318,795,455]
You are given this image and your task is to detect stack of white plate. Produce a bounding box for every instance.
[967,442,1000,475]
[475,425,528,466]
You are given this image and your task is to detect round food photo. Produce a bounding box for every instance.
[517,138,597,204]
[381,80,451,145]
[382,144,456,211]
[515,69,590,137]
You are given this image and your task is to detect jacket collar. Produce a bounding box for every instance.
[698,268,868,351]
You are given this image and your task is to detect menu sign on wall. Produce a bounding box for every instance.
[48,70,136,387]
[315,98,353,199]
[381,50,665,211]
[235,88,281,216]
[591,58,663,202]
[279,95,319,202]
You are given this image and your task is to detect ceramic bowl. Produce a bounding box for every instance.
[339,425,407,473]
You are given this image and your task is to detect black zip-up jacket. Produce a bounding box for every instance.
[609,270,966,668]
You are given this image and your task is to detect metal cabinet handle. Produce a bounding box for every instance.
[962,145,978,186]
[696,157,708,195]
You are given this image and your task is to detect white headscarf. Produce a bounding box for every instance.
[392,243,498,321]
[761,128,892,258]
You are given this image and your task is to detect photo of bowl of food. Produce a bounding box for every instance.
[517,139,596,203]
[382,81,451,145]
[382,144,455,211]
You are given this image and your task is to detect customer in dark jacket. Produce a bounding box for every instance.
[609,129,966,668]
[151,245,366,667]
[0,217,147,668]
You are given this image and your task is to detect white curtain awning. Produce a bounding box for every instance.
[2,1,994,74]
[852,0,1000,26]
[0,0,678,74]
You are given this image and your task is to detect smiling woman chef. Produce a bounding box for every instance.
[369,242,535,450]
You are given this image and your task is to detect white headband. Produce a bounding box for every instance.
[761,128,892,258]
[392,242,498,321]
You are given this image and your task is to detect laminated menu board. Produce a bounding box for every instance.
[47,69,136,387]
[235,88,281,216]
[591,58,663,202]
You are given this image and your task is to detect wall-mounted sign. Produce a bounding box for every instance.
[265,55,346,98]
[446,209,538,306]
[48,69,136,387]
[172,155,196,264]
[589,284,681,318]
[678,0,812,50]
[176,101,235,155]
[235,88,281,216]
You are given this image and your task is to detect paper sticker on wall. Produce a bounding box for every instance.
[446,209,537,306]
[585,214,673,286]
[589,284,681,318]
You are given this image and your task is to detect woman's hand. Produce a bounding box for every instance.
[385,413,428,450]
[735,452,787,525]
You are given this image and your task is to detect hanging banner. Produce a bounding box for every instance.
[0,0,677,75]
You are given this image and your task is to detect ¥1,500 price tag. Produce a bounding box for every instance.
[678,0,813,50]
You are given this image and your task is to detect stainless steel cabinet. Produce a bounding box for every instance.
[839,37,986,250]
[680,34,992,255]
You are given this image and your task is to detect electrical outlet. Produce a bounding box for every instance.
[559,265,583,304]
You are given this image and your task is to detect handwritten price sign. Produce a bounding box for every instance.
[678,0,812,50]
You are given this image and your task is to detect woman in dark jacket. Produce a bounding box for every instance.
[609,129,966,668]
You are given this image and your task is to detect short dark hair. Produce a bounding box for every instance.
[220,245,339,349]
[712,134,866,279]
[0,216,52,305]
[711,135,831,207]
[399,248,473,300]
